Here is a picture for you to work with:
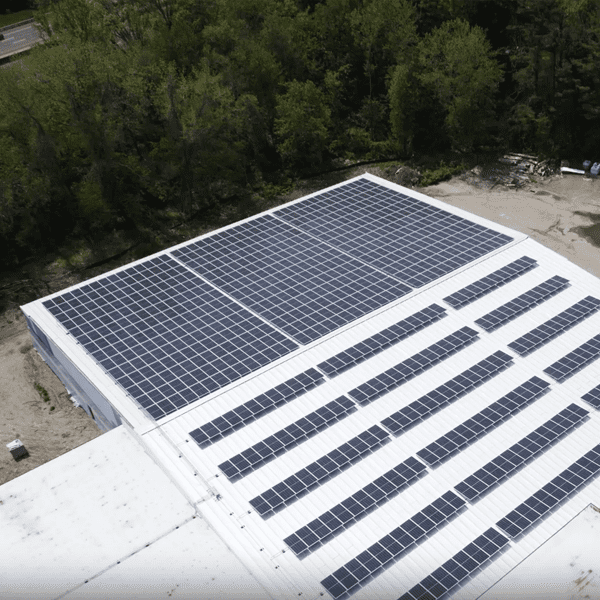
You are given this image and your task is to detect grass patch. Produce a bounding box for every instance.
[34,382,50,403]
[419,161,467,187]
[0,10,34,28]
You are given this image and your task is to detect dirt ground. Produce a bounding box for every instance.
[1,167,598,487]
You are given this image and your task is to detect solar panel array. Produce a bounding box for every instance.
[474,275,570,332]
[543,333,600,382]
[283,457,427,557]
[454,404,589,502]
[276,178,513,288]
[416,377,550,467]
[443,256,537,309]
[382,351,513,436]
[317,304,446,378]
[321,491,466,599]
[508,296,600,356]
[189,368,324,447]
[582,383,600,409]
[398,528,510,600]
[42,255,298,420]
[249,426,390,517]
[218,396,356,481]
[172,214,412,346]
[348,327,479,406]
[497,443,600,538]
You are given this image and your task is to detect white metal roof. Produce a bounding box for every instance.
[16,173,600,599]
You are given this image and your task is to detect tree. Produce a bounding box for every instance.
[274,79,331,168]
[417,18,503,151]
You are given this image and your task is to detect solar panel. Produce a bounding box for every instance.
[454,404,589,502]
[508,296,600,356]
[189,368,324,448]
[249,426,390,517]
[398,528,510,600]
[42,255,299,420]
[321,491,465,599]
[443,256,538,309]
[543,333,600,382]
[283,457,427,557]
[275,178,513,288]
[317,304,447,378]
[496,443,600,539]
[218,396,357,481]
[582,383,600,409]
[382,351,513,436]
[474,275,570,332]
[172,213,412,345]
[348,327,479,406]
[417,376,550,467]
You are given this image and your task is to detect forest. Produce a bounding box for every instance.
[0,0,599,272]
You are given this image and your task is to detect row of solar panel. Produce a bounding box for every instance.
[348,327,479,406]
[397,528,510,600]
[321,491,466,599]
[443,256,538,309]
[189,368,324,447]
[508,296,600,356]
[319,403,596,599]
[248,425,390,517]
[497,443,600,538]
[218,396,357,481]
[317,304,447,378]
[474,275,570,332]
[416,376,550,467]
[398,444,600,600]
[382,351,513,436]
[283,457,428,557]
[454,403,589,502]
[543,333,600,382]
[582,383,600,409]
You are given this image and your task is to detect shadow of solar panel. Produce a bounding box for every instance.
[397,528,510,600]
[543,333,600,382]
[454,404,589,502]
[321,491,465,599]
[496,443,600,539]
[348,327,479,406]
[382,351,513,436]
[317,304,447,378]
[508,296,600,356]
[249,425,390,517]
[189,368,324,448]
[417,377,550,466]
[582,383,600,409]
[274,177,513,289]
[172,213,412,345]
[283,456,427,557]
[42,255,299,421]
[218,396,357,480]
[475,275,570,332]
[444,256,537,309]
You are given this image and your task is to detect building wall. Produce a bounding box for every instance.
[25,316,122,432]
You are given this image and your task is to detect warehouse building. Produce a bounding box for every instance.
[5,173,600,599]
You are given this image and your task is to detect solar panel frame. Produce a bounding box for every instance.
[172,213,413,345]
[454,404,589,502]
[382,351,513,436]
[508,296,600,356]
[275,178,513,288]
[284,457,428,558]
[543,333,600,382]
[42,255,300,421]
[444,256,538,309]
[474,275,570,332]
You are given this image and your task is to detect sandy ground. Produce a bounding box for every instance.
[0,169,598,487]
